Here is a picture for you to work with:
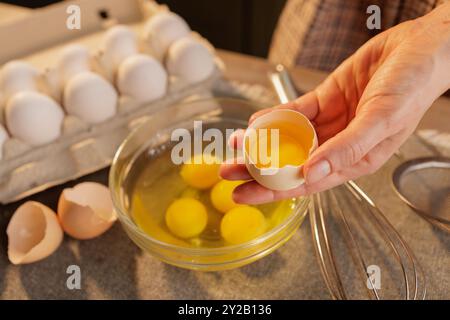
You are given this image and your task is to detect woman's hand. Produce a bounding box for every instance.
[221,3,450,204]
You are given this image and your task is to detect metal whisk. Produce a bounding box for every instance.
[269,65,426,300]
[310,182,426,299]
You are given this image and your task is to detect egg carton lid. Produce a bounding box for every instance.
[0,0,223,203]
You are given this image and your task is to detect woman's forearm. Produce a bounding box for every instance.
[418,2,450,98]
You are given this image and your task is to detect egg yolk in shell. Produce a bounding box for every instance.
[248,130,307,168]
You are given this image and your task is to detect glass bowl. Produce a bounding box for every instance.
[109,98,309,271]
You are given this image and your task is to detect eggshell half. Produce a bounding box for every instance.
[0,124,8,160]
[7,201,63,265]
[0,61,39,101]
[243,109,318,191]
[143,11,190,60]
[63,71,118,124]
[117,54,168,102]
[58,182,117,240]
[166,37,214,84]
[5,91,64,146]
[100,25,138,74]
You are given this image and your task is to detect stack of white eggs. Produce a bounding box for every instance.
[0,11,216,160]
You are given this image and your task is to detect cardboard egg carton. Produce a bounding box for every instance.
[0,0,223,203]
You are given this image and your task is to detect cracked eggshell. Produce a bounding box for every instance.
[0,61,39,101]
[0,124,8,159]
[143,11,190,60]
[5,91,64,146]
[243,109,318,191]
[7,201,63,265]
[64,71,117,124]
[117,54,167,102]
[166,37,214,84]
[100,25,138,75]
[58,182,117,240]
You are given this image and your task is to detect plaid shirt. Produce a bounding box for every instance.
[269,0,448,71]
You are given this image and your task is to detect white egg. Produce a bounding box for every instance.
[117,54,168,102]
[143,11,190,60]
[5,92,64,146]
[0,124,8,160]
[56,44,91,85]
[166,37,214,84]
[7,201,63,265]
[58,182,116,240]
[0,61,39,101]
[100,25,138,73]
[64,71,117,124]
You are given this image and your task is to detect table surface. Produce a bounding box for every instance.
[0,5,449,300]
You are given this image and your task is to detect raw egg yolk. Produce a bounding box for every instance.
[180,154,220,189]
[277,134,307,167]
[220,206,266,244]
[210,180,244,213]
[249,131,307,168]
[165,198,208,239]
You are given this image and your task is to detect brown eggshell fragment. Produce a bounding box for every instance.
[58,182,116,240]
[7,201,63,264]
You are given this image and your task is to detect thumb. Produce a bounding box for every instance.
[303,110,388,184]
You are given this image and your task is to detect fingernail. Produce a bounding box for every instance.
[306,160,331,184]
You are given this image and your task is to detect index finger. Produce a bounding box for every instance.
[228,128,245,150]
